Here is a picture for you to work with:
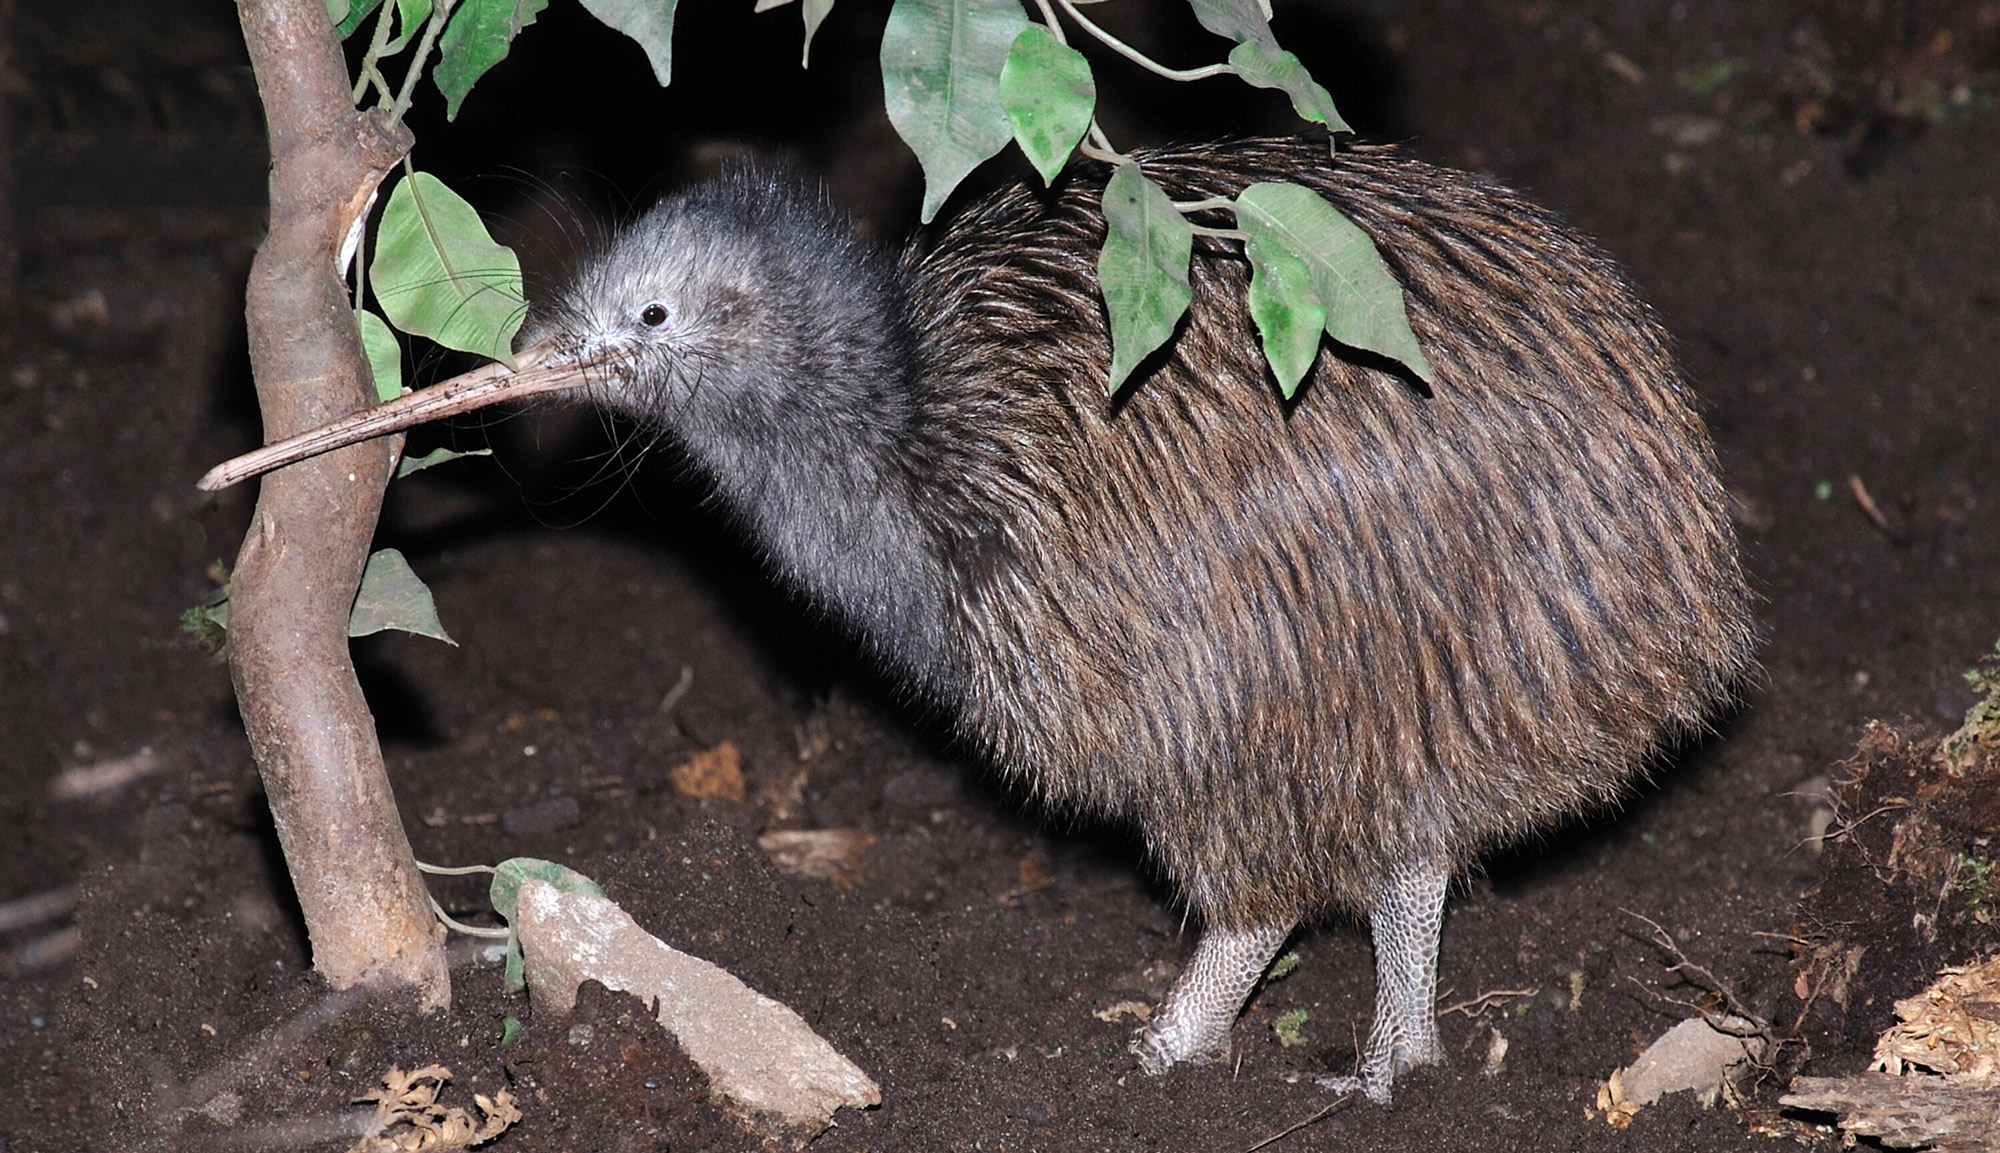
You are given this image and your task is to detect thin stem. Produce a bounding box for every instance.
[390,0,455,125]
[426,894,514,939]
[1056,0,1234,82]
[416,861,499,877]
[1189,224,1247,241]
[1085,119,1119,159]
[1029,0,1065,44]
[352,0,399,104]
[358,63,394,107]
[1244,1096,1355,1153]
[415,861,513,940]
[348,221,363,305]
[1173,196,1237,215]
[1077,136,1125,165]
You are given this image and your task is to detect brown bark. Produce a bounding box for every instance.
[229,0,447,1007]
[1783,1074,2000,1152]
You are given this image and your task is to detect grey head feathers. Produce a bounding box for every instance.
[537,163,953,678]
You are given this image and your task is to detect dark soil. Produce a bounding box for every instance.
[5,0,2000,1150]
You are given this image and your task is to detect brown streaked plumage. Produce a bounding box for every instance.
[906,140,1749,924]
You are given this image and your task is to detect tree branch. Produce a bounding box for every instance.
[229,0,447,1008]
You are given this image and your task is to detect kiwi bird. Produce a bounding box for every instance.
[202,137,1756,1102]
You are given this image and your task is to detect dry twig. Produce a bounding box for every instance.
[1846,473,1895,535]
[1622,911,1758,1022]
[1241,1094,1354,1152]
[1438,986,1539,1020]
[1620,910,1805,1080]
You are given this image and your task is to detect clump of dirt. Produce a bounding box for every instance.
[1787,662,2000,1075]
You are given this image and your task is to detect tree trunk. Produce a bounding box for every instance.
[229,0,448,1008]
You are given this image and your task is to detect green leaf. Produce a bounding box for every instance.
[499,1015,524,1046]
[801,0,835,66]
[1675,58,1741,97]
[183,598,229,632]
[999,25,1095,187]
[752,0,834,65]
[576,0,679,86]
[1227,40,1349,134]
[1234,181,1434,383]
[371,171,526,364]
[397,446,494,478]
[880,0,1028,223]
[1185,0,1271,47]
[338,0,389,39]
[181,576,232,654]
[329,0,373,37]
[435,0,547,120]
[333,0,388,39]
[356,309,402,402]
[490,857,604,921]
[1098,163,1193,393]
[1242,229,1327,397]
[382,0,434,55]
[1186,0,1348,136]
[490,858,605,993]
[349,548,456,644]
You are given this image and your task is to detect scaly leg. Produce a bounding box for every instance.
[1323,858,1451,1102]
[1132,921,1293,1073]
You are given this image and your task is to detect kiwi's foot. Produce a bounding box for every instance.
[1131,922,1292,1074]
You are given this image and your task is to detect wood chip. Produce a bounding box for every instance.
[1873,956,2000,1080]
[48,747,165,799]
[1092,1000,1152,1024]
[1848,473,1896,534]
[670,741,745,803]
[756,828,874,888]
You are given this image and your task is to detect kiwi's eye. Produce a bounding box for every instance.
[639,302,670,328]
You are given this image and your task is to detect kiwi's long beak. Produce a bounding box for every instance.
[197,339,603,492]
